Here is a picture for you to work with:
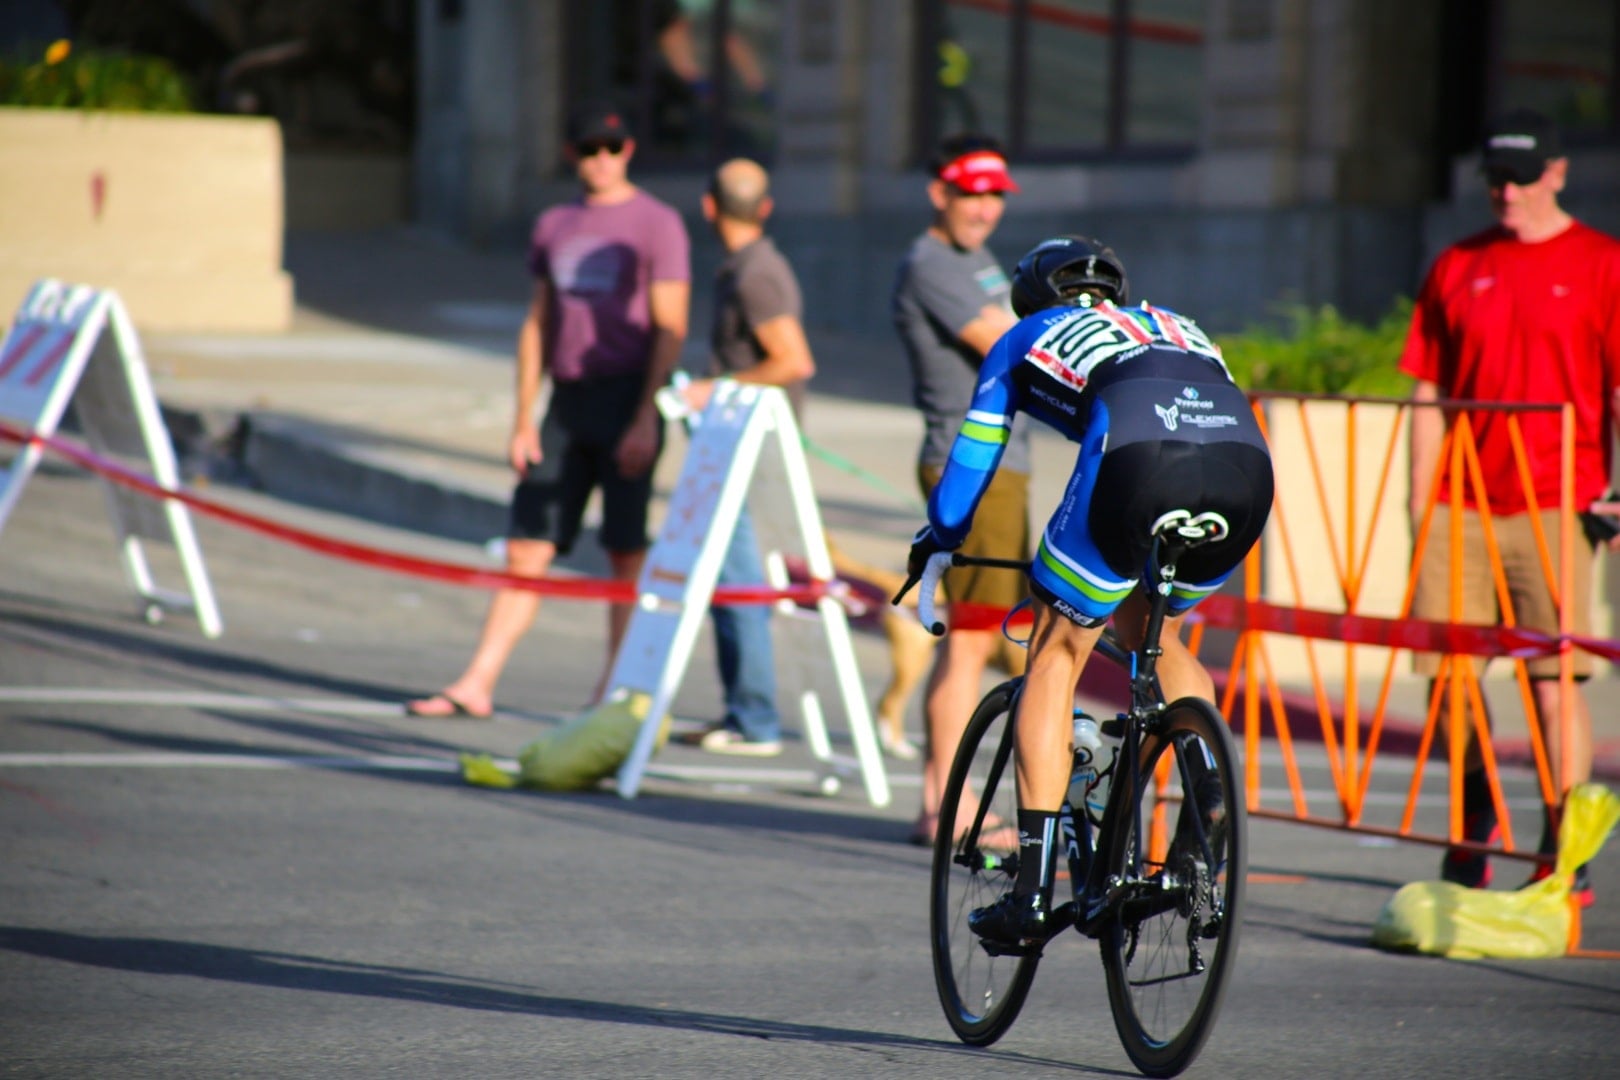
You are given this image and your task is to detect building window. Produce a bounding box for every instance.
[919,0,1206,159]
[566,0,777,169]
[1495,0,1618,142]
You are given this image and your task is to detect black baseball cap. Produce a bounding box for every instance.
[567,100,632,146]
[1481,109,1562,185]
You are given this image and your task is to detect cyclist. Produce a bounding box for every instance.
[907,235,1274,946]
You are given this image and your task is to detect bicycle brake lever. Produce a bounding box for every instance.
[891,571,921,607]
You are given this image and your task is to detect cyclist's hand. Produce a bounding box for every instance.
[907,525,949,581]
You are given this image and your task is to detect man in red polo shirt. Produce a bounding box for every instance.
[1401,109,1620,905]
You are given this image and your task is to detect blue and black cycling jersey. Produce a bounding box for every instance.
[927,299,1273,626]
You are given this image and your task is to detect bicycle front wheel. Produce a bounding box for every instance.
[1098,696,1245,1078]
[930,678,1038,1046]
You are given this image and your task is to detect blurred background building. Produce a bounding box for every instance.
[4,0,1617,332]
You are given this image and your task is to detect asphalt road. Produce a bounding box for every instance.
[3,470,1619,1078]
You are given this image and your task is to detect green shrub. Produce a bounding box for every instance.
[1217,300,1415,397]
[0,41,194,113]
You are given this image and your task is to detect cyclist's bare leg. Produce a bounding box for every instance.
[1015,600,1106,811]
[967,599,1103,941]
[1112,590,1214,703]
[917,626,1000,840]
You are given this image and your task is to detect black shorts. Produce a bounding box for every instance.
[1088,437,1274,585]
[508,374,662,555]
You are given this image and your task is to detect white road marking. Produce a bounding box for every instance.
[0,751,921,788]
[0,688,1547,805]
[0,752,465,771]
[0,689,405,714]
[0,751,1553,809]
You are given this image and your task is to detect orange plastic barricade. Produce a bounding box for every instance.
[1191,392,1607,894]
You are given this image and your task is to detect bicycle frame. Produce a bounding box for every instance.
[923,517,1246,1073]
[941,530,1209,944]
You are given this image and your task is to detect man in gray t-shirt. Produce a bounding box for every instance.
[890,133,1033,847]
[675,159,817,757]
[894,237,1033,476]
[710,227,809,420]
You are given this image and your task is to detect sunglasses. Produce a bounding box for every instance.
[575,138,626,157]
[1484,164,1545,189]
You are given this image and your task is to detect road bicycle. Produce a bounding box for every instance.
[897,512,1245,1077]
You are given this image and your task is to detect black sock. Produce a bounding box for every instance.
[1014,810,1059,899]
[1538,802,1561,855]
[1462,769,1494,820]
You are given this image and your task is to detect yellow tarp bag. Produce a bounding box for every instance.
[1371,783,1619,959]
[458,690,671,792]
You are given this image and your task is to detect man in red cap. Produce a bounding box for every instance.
[891,133,1030,846]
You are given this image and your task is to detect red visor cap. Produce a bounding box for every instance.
[938,150,1020,194]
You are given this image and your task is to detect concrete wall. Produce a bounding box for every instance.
[409,0,1618,331]
[285,151,410,231]
[0,107,292,332]
[414,0,561,243]
[745,201,1425,338]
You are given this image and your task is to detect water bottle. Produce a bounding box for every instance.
[1069,711,1102,816]
[1070,711,1114,821]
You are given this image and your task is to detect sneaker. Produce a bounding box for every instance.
[694,727,782,757]
[1439,806,1500,889]
[879,727,920,761]
[1522,861,1595,909]
[968,890,1053,947]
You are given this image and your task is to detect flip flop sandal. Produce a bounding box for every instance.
[404,693,493,720]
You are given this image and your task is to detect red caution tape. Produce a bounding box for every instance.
[1191,593,1566,659]
[0,421,827,607]
[947,577,1617,662]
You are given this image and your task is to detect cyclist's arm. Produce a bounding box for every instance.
[927,331,1022,548]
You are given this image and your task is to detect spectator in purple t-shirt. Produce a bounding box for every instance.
[407,101,691,719]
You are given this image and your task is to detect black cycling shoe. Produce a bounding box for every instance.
[1439,806,1500,889]
[968,890,1052,947]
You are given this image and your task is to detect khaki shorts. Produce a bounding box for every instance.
[919,464,1031,611]
[1411,508,1594,678]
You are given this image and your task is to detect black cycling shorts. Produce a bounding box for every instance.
[1029,375,1273,625]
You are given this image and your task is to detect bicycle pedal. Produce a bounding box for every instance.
[979,938,1042,958]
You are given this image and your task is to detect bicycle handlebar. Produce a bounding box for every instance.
[892,552,1030,637]
[917,552,951,635]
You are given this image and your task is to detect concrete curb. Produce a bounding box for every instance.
[240,413,508,545]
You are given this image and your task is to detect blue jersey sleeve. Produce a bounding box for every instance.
[926,327,1026,549]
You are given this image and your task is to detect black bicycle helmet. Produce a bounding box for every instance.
[1009,235,1129,317]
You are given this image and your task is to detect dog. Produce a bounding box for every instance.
[824,538,1026,757]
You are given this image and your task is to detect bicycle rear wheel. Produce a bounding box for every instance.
[1098,696,1245,1078]
[930,678,1038,1046]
